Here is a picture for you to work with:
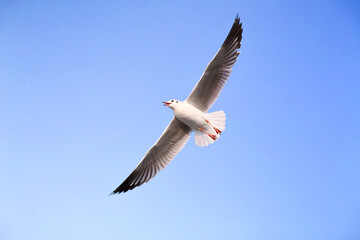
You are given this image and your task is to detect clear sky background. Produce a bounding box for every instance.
[1,1,359,239]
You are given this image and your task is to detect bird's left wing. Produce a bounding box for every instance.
[186,16,243,112]
[112,117,191,194]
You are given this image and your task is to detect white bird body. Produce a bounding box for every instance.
[171,101,209,132]
[167,100,225,147]
[112,16,242,194]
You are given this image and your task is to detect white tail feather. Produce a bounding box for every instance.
[194,130,216,147]
[207,110,226,132]
[194,110,226,147]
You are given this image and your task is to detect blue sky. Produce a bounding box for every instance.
[1,1,359,239]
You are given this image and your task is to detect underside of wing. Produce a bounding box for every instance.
[186,16,243,112]
[112,117,191,194]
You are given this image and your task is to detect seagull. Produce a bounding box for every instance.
[112,16,243,194]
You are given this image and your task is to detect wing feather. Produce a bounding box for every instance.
[112,117,191,194]
[186,16,243,112]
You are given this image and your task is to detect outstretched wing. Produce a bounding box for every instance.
[112,117,191,194]
[186,16,243,112]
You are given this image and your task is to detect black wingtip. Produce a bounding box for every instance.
[110,187,125,195]
[235,13,240,22]
[110,189,122,195]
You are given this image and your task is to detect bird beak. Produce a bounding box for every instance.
[163,101,171,106]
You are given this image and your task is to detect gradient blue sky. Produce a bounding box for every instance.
[1,1,359,239]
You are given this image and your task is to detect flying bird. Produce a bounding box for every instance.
[112,16,243,194]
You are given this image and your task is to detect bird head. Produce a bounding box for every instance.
[163,99,180,109]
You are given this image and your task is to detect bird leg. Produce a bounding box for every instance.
[205,119,221,134]
[199,128,217,141]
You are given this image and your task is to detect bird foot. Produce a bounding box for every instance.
[199,128,218,141]
[205,119,222,134]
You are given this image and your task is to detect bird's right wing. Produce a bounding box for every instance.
[112,117,191,194]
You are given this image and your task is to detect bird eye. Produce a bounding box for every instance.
[176,101,178,103]
[171,100,174,102]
